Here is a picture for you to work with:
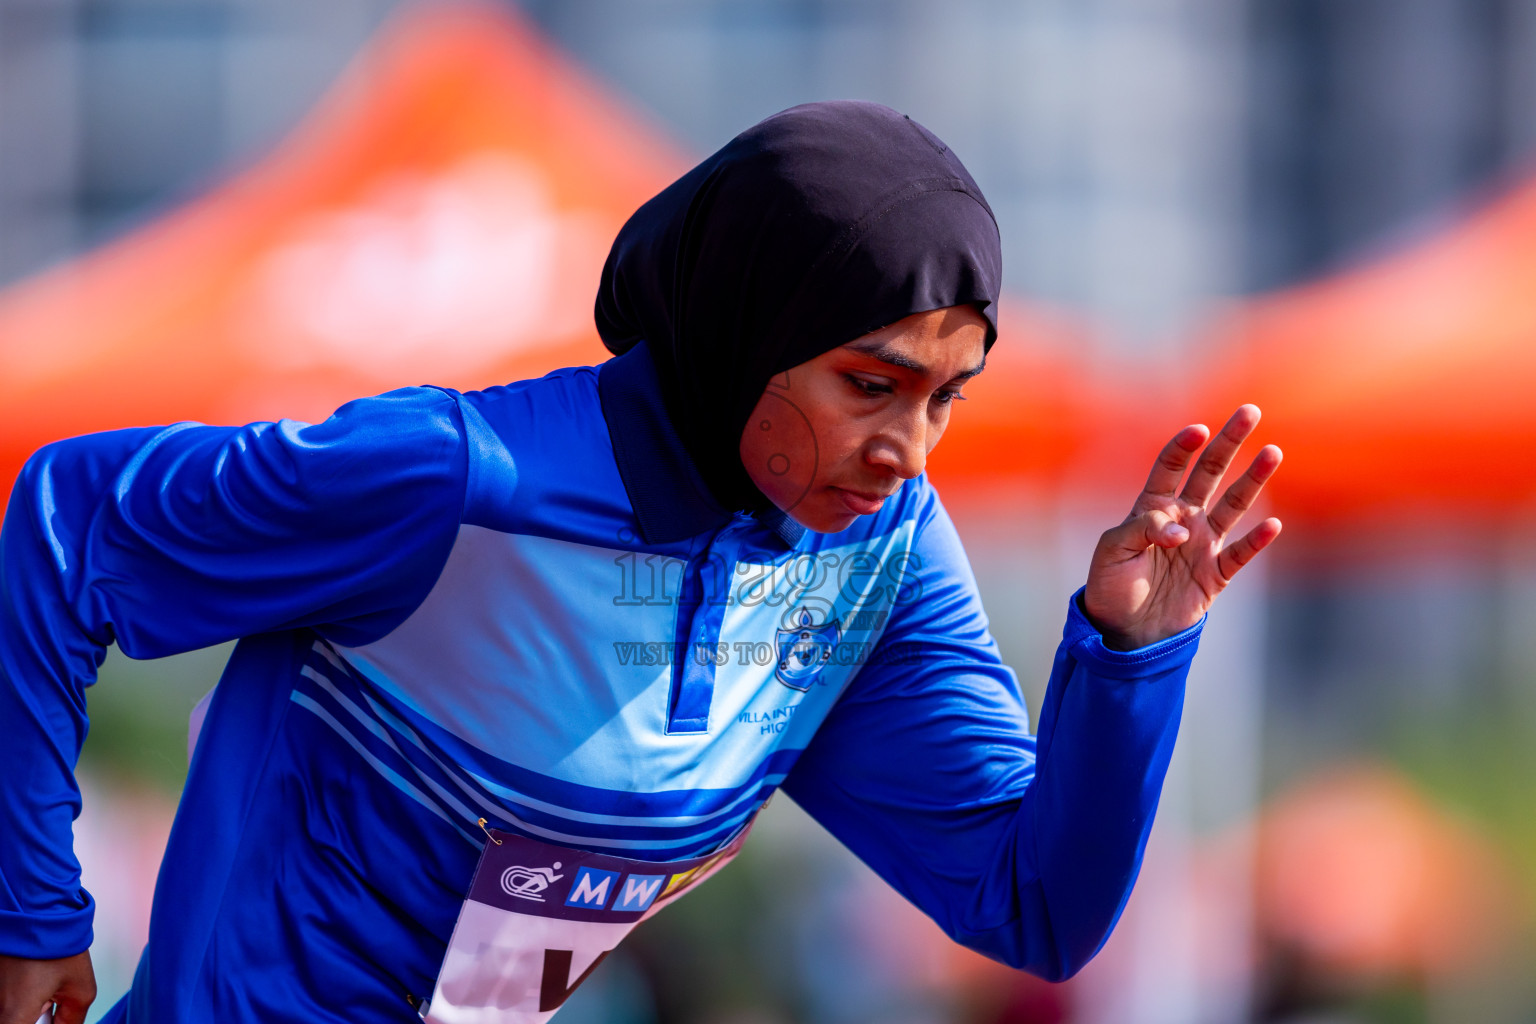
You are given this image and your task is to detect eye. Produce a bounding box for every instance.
[845,374,893,398]
[933,390,967,406]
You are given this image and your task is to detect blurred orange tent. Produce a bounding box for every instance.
[1253,764,1520,980]
[0,1,685,504]
[923,300,1144,503]
[0,0,1139,520]
[1197,178,1536,526]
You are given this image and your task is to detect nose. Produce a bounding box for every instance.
[865,406,928,480]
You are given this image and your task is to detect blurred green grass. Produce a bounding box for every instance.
[79,643,234,794]
[1386,700,1536,916]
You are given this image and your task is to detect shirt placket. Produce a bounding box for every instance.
[665,514,754,735]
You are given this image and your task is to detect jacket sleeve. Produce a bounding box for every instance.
[781,483,1201,980]
[0,387,470,959]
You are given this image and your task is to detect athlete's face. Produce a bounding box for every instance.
[739,304,989,533]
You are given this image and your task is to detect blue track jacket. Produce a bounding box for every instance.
[0,342,1201,1021]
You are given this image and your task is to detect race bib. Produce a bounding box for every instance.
[423,825,751,1023]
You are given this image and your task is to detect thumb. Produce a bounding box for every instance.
[44,953,94,1024]
[50,986,93,1024]
[1104,509,1187,556]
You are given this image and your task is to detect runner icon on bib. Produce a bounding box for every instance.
[500,864,562,902]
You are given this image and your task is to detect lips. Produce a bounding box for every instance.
[834,487,891,515]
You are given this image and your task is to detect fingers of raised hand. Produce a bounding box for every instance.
[1206,444,1283,537]
[1140,424,1210,502]
[1217,516,1283,582]
[1179,404,1261,508]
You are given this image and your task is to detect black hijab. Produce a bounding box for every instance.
[595,100,1002,514]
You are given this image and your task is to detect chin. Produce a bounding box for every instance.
[807,517,860,535]
[787,502,861,535]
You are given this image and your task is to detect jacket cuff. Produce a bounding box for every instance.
[0,899,94,960]
[1062,586,1204,675]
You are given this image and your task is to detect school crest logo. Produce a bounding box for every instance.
[775,608,841,691]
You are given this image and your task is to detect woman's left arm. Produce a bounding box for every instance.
[782,407,1280,980]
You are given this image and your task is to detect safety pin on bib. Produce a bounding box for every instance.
[476,817,503,845]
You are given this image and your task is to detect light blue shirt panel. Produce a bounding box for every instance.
[552,525,913,788]
[342,520,920,798]
[341,526,680,784]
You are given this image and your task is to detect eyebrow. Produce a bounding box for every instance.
[846,340,986,382]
